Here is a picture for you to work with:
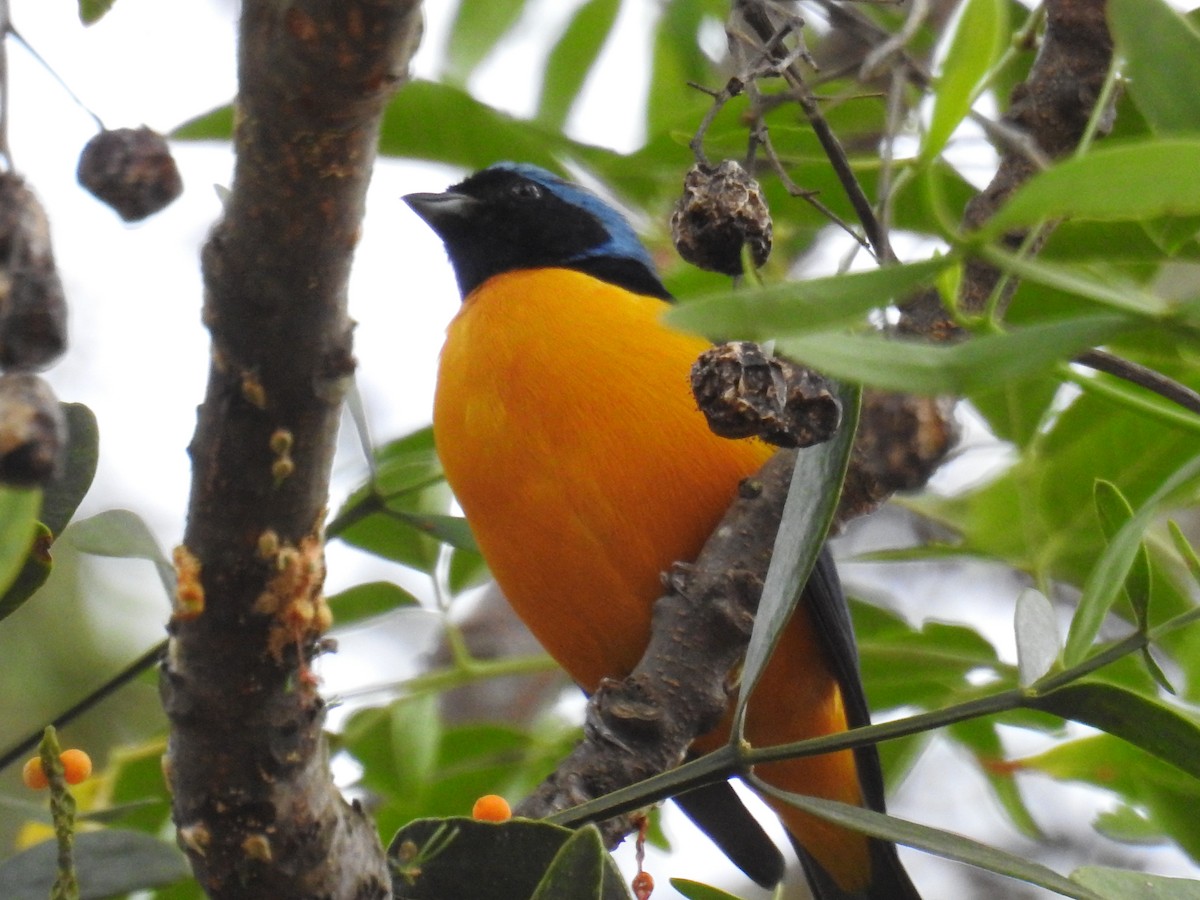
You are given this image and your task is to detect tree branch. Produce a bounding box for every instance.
[514,0,1116,853]
[159,3,421,897]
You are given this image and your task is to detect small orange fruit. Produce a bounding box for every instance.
[471,794,511,822]
[21,758,48,790]
[60,749,93,785]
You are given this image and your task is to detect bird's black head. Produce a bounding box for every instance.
[404,163,670,300]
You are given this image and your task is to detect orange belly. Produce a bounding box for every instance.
[434,267,868,888]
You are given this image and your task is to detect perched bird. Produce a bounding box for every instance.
[405,163,919,899]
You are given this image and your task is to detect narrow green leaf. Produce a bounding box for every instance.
[537,0,623,131]
[172,104,234,141]
[327,581,420,626]
[1022,734,1200,859]
[41,404,100,538]
[1073,866,1200,899]
[666,256,956,341]
[0,487,41,597]
[389,511,479,553]
[1109,0,1200,134]
[750,784,1104,899]
[1064,452,1200,665]
[65,509,175,600]
[1168,520,1200,585]
[775,315,1131,396]
[670,879,749,900]
[0,523,52,624]
[1030,682,1200,781]
[78,0,117,25]
[375,80,621,175]
[1094,481,1152,629]
[1015,588,1061,687]
[924,0,1007,161]
[1093,485,1170,690]
[735,385,860,732]
[979,248,1172,317]
[443,0,527,86]
[0,828,188,898]
[985,140,1200,234]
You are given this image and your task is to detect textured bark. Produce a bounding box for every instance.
[160,3,422,898]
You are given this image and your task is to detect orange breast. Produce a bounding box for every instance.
[434,268,772,689]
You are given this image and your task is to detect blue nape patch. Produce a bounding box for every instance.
[491,162,657,272]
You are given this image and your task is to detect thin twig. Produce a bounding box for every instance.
[1075,348,1200,418]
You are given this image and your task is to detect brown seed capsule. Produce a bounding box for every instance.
[0,372,66,486]
[671,160,772,276]
[0,173,67,371]
[77,127,183,222]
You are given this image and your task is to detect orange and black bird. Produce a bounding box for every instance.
[405,163,919,899]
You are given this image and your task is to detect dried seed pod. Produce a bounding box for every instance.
[77,127,183,222]
[0,372,66,486]
[0,174,67,371]
[671,160,772,276]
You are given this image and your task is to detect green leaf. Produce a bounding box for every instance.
[376,80,620,175]
[1072,866,1200,899]
[41,403,100,537]
[393,512,479,553]
[1094,480,1152,626]
[172,104,235,141]
[967,372,1061,448]
[344,695,442,806]
[923,0,1007,161]
[1169,520,1200,585]
[1015,588,1060,687]
[332,428,455,572]
[0,828,189,898]
[735,384,860,731]
[979,249,1172,317]
[65,509,176,599]
[749,784,1104,899]
[537,0,623,131]
[1094,481,1173,690]
[666,256,956,341]
[78,0,117,25]
[775,314,1132,396]
[448,545,490,594]
[1092,805,1167,846]
[443,0,527,86]
[0,487,41,598]
[670,879,750,900]
[1064,451,1200,665]
[1030,682,1200,781]
[985,140,1200,234]
[1109,0,1200,134]
[327,581,420,626]
[1021,733,1200,859]
[530,826,631,900]
[389,817,578,900]
[0,523,52,624]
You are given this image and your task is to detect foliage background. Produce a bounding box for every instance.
[1,0,1200,898]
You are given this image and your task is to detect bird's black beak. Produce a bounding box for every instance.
[403,190,479,235]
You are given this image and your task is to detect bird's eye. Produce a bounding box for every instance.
[511,181,542,201]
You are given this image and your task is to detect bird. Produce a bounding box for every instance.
[404,162,919,899]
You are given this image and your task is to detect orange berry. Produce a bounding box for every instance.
[22,758,48,790]
[60,749,93,785]
[471,794,511,822]
[632,870,654,899]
